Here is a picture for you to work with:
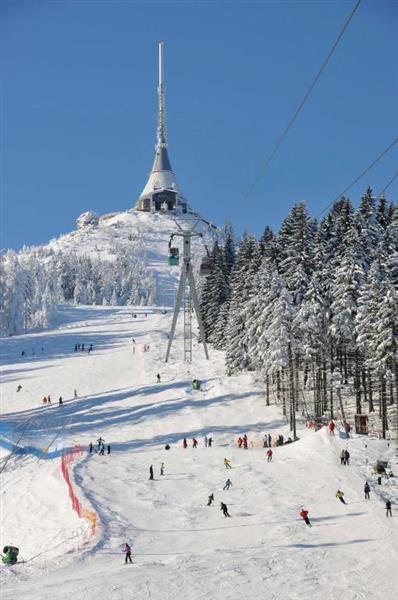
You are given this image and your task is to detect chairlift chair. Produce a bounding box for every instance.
[199,256,213,276]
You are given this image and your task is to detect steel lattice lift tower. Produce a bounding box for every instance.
[165,221,209,363]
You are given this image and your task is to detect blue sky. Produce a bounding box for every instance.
[2,0,397,250]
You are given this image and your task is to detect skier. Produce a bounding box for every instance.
[89,442,93,453]
[208,437,213,447]
[82,344,85,351]
[156,373,161,383]
[224,458,232,469]
[204,435,208,447]
[336,490,346,504]
[123,542,132,564]
[267,449,273,462]
[160,462,165,476]
[263,435,268,448]
[268,433,272,447]
[74,344,78,352]
[192,438,198,448]
[329,420,335,436]
[42,396,47,405]
[237,437,243,448]
[340,449,345,465]
[220,502,231,517]
[364,481,371,500]
[385,499,392,517]
[21,350,25,356]
[149,465,154,480]
[74,389,78,399]
[16,385,22,392]
[344,449,350,465]
[243,434,248,449]
[223,478,232,490]
[299,509,312,527]
[58,397,63,406]
[183,438,188,449]
[97,437,105,448]
[107,444,111,454]
[47,395,51,404]
[99,443,105,455]
[207,493,214,506]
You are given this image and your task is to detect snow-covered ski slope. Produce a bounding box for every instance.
[1,305,397,600]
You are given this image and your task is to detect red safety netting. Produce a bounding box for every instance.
[61,445,97,534]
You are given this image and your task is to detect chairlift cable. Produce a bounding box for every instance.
[241,0,363,204]
[377,168,398,197]
[315,135,398,218]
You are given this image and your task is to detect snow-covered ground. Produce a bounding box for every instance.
[1,305,397,599]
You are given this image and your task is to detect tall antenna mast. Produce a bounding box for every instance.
[157,41,166,148]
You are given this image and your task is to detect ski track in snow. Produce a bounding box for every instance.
[1,305,397,599]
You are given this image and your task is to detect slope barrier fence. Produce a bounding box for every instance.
[61,445,97,535]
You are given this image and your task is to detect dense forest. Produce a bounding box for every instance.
[200,189,397,438]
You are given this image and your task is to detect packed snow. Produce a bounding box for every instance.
[1,305,397,599]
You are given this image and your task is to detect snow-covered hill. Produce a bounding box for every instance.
[1,305,397,600]
[48,209,217,306]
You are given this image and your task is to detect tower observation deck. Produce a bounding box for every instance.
[135,43,188,214]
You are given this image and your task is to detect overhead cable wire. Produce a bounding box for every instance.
[316,136,398,218]
[241,0,363,204]
[377,169,398,197]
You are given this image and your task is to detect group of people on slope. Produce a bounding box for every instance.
[89,437,111,455]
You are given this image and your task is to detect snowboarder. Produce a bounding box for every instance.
[329,420,335,436]
[336,490,346,504]
[223,478,232,490]
[208,437,213,447]
[224,458,232,469]
[183,438,188,449]
[204,435,208,447]
[299,509,312,527]
[364,481,371,500]
[344,449,350,465]
[220,502,231,517]
[192,438,198,448]
[156,373,161,383]
[237,437,243,448]
[58,396,63,406]
[207,493,214,506]
[267,449,273,462]
[160,462,165,476]
[123,542,132,564]
[107,444,111,454]
[89,442,93,453]
[149,465,154,480]
[340,449,345,465]
[385,499,392,517]
[16,385,22,392]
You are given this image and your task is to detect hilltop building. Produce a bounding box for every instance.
[135,43,188,214]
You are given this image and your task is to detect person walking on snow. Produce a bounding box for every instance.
[183,438,188,449]
[207,493,214,506]
[123,542,132,564]
[224,458,232,469]
[385,500,392,517]
[160,462,165,476]
[267,449,273,462]
[329,420,335,436]
[340,449,345,465]
[336,490,346,504]
[300,509,312,527]
[149,465,154,480]
[364,481,371,500]
[223,478,232,490]
[220,502,231,517]
[192,438,198,448]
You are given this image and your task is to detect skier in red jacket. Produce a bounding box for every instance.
[329,420,335,436]
[267,449,273,462]
[300,509,312,527]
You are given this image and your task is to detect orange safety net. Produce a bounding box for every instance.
[61,445,97,535]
